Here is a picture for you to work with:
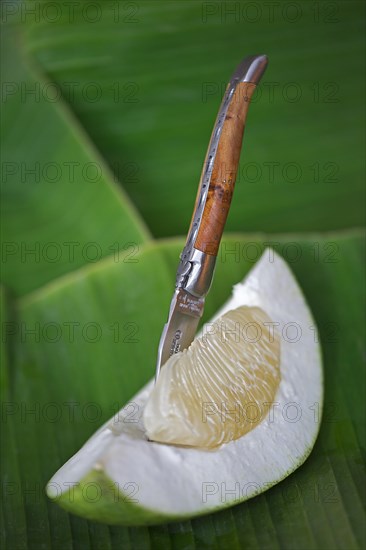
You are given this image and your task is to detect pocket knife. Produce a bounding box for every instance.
[155,54,268,380]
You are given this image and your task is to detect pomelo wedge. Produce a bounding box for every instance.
[47,250,323,525]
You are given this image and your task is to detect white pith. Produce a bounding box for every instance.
[47,250,323,517]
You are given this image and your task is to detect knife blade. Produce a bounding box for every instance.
[155,54,268,380]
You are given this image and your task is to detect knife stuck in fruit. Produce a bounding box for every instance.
[155,54,268,379]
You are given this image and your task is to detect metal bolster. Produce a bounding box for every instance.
[176,249,216,298]
[229,54,268,85]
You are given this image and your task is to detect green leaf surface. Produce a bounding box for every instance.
[2,231,365,549]
[21,0,365,237]
[1,22,150,297]
[1,2,365,548]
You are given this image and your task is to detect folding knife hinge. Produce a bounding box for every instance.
[175,248,217,298]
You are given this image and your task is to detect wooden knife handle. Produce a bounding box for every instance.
[194,81,257,256]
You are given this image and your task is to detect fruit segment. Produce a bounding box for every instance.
[144,306,281,447]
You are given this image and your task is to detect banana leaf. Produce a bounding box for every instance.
[1,2,365,549]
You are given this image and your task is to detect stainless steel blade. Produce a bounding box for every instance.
[155,289,204,379]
